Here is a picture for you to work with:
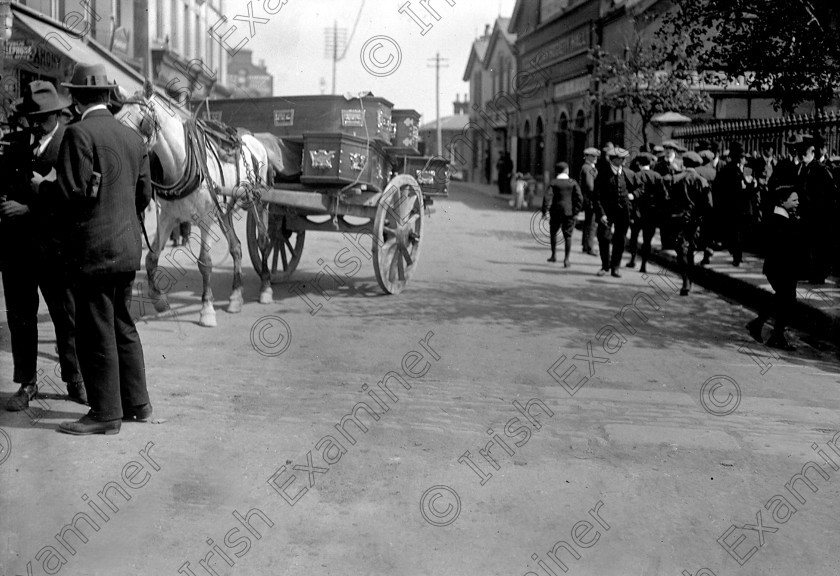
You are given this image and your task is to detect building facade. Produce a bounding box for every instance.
[4,0,273,117]
[463,19,518,185]
[419,96,471,179]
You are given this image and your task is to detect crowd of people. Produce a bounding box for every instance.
[0,63,153,434]
[540,134,839,351]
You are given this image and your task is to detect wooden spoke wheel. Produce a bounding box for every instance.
[372,175,424,295]
[246,201,305,282]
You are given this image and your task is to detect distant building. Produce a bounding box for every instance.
[463,19,518,184]
[227,49,273,98]
[419,96,471,179]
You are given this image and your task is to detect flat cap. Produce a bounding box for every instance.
[609,147,630,159]
[682,151,703,167]
[662,140,687,153]
[583,147,600,157]
[785,133,813,147]
[698,149,715,162]
[653,145,665,154]
[636,152,656,165]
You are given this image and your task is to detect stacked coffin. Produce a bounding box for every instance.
[203,95,445,196]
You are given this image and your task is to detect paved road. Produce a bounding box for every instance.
[2,183,840,576]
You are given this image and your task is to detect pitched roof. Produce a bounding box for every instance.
[463,37,490,81]
[484,18,517,67]
[419,114,471,132]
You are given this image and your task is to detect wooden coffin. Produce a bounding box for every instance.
[401,156,450,197]
[301,133,392,192]
[203,95,395,144]
[385,109,421,155]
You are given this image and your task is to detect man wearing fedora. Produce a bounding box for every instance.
[46,63,153,435]
[3,81,88,411]
[594,146,637,277]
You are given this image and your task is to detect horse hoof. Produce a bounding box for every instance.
[199,313,217,328]
[259,290,274,305]
[228,299,243,314]
[154,299,170,313]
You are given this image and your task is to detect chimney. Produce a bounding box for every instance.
[453,94,469,115]
[484,24,491,38]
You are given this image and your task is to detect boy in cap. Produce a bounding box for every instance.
[626,152,666,273]
[669,151,712,295]
[746,186,800,350]
[579,147,600,254]
[542,162,584,267]
[594,147,637,277]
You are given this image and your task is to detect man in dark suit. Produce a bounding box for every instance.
[717,143,758,267]
[669,152,712,296]
[3,82,87,411]
[747,186,800,350]
[793,134,836,284]
[49,63,153,435]
[579,148,599,255]
[595,147,636,278]
[626,153,667,274]
[542,162,583,268]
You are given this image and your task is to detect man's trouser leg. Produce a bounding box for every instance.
[597,223,612,270]
[549,216,561,258]
[610,219,630,271]
[2,259,39,384]
[39,265,83,385]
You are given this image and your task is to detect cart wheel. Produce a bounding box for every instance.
[373,175,424,295]
[246,201,305,282]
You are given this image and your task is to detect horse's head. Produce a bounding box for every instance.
[115,81,160,150]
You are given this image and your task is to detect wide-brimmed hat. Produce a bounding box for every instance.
[609,147,630,159]
[15,81,71,116]
[583,147,600,157]
[698,149,715,163]
[61,62,118,90]
[785,133,813,148]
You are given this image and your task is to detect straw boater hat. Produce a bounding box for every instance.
[608,147,630,159]
[14,81,71,116]
[61,62,118,91]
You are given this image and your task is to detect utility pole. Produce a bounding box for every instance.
[324,22,347,95]
[427,52,449,157]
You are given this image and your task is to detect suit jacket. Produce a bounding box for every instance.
[595,167,636,221]
[669,168,711,220]
[762,211,798,283]
[542,177,583,217]
[579,162,598,206]
[32,124,67,255]
[54,109,152,275]
[635,168,667,213]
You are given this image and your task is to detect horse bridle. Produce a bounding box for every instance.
[122,97,160,147]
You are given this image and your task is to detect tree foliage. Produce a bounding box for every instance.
[662,0,840,112]
[590,31,712,146]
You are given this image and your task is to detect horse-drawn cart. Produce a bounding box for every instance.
[204,94,449,295]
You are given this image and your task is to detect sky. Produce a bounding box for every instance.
[240,0,519,125]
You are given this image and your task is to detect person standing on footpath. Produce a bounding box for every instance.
[793,134,836,284]
[668,151,712,296]
[579,147,599,255]
[654,141,685,250]
[542,162,583,268]
[717,142,757,267]
[746,186,800,350]
[4,82,87,412]
[496,152,513,195]
[626,153,666,274]
[594,147,636,278]
[45,63,153,435]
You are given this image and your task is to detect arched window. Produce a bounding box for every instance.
[556,113,570,167]
[520,120,532,176]
[575,110,586,130]
[535,117,545,178]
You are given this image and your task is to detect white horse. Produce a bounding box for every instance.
[115,81,274,327]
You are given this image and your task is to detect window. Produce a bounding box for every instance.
[184,4,190,55]
[114,0,121,27]
[170,0,178,50]
[575,110,586,130]
[195,14,201,58]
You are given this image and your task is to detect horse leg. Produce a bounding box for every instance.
[256,203,274,305]
[197,218,217,327]
[147,210,177,314]
[222,200,245,313]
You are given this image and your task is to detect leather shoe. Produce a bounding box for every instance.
[67,382,88,405]
[123,403,153,422]
[596,269,608,277]
[746,319,764,343]
[59,414,121,435]
[679,287,690,296]
[611,269,622,278]
[766,334,795,351]
[547,256,557,263]
[6,385,37,412]
[626,259,636,269]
